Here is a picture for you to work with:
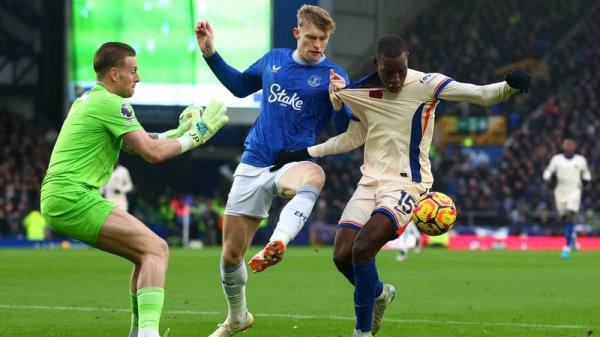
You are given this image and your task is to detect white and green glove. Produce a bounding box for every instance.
[177,100,228,152]
[158,106,203,140]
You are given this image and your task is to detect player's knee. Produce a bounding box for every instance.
[153,238,169,262]
[333,247,352,267]
[221,247,245,265]
[139,237,169,267]
[352,239,375,263]
[304,164,326,189]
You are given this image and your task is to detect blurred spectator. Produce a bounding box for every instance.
[308,200,337,246]
[22,209,46,240]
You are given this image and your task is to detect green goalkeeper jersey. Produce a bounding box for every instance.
[41,84,143,196]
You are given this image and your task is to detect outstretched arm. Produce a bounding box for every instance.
[124,101,229,163]
[308,118,367,157]
[438,70,530,106]
[195,21,262,97]
[269,119,367,172]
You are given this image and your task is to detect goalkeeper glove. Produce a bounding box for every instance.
[505,70,531,93]
[158,106,203,140]
[178,100,228,152]
[269,148,311,172]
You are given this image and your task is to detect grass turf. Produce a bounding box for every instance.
[0,247,598,337]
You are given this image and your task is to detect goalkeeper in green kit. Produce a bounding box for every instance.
[40,42,228,337]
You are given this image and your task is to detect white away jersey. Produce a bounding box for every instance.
[310,69,517,187]
[543,153,591,193]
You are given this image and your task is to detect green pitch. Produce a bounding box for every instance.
[1,248,598,337]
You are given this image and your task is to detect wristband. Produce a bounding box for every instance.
[177,135,193,153]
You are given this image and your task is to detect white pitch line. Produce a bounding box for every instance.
[0,304,594,330]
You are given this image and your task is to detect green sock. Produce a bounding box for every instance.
[130,290,139,333]
[137,287,164,331]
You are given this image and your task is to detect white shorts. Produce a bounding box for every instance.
[338,176,429,236]
[224,162,304,218]
[554,191,581,216]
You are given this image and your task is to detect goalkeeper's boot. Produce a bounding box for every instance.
[372,284,396,335]
[248,240,286,273]
[208,312,254,337]
[352,329,373,337]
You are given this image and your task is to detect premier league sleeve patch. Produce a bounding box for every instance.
[120,103,138,126]
[120,103,134,118]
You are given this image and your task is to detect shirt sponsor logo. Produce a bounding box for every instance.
[307,75,321,87]
[268,83,304,111]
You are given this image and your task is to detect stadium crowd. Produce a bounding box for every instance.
[0,110,54,238]
[1,0,600,242]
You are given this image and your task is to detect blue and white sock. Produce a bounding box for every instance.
[270,185,320,245]
[220,260,248,323]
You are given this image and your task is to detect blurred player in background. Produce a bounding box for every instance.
[195,4,351,336]
[101,163,133,212]
[272,35,530,336]
[40,42,228,337]
[395,221,421,262]
[543,138,592,259]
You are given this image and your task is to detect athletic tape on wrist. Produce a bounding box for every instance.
[177,135,193,153]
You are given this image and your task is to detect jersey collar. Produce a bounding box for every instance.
[292,50,326,65]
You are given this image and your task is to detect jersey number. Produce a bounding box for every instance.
[396,191,416,215]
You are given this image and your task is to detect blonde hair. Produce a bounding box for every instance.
[297,4,336,33]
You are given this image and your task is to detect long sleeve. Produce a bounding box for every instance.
[437,81,518,106]
[204,52,263,97]
[308,119,367,158]
[120,168,133,193]
[332,105,351,134]
[331,72,353,134]
[543,157,556,181]
[582,158,592,181]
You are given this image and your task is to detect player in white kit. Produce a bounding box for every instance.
[271,35,530,336]
[543,138,591,258]
[395,221,421,262]
[101,164,133,211]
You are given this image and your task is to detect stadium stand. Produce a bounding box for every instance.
[0,110,54,238]
[1,0,599,241]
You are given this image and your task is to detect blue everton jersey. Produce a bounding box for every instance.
[205,48,350,167]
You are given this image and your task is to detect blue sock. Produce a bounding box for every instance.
[564,223,574,247]
[338,263,356,285]
[353,260,380,332]
[338,263,383,297]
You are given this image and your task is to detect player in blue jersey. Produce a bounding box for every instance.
[195,5,350,336]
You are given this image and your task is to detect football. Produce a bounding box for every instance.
[412,192,457,236]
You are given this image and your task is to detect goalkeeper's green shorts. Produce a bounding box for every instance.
[41,186,115,246]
